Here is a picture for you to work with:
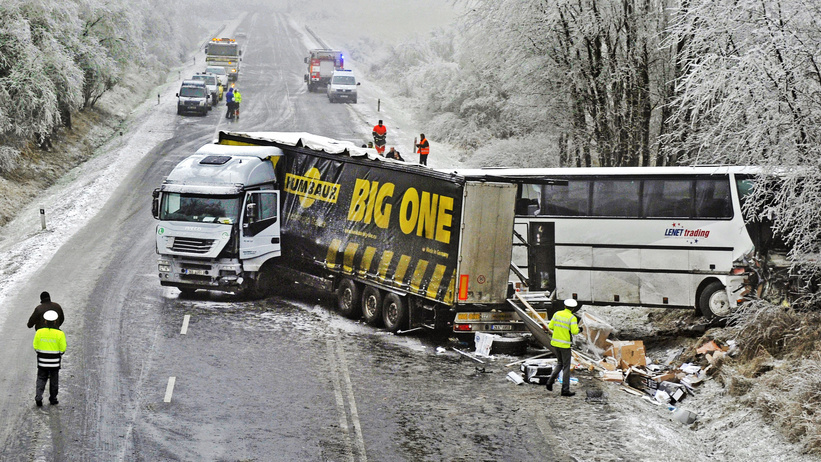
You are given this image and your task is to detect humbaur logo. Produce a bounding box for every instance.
[284,167,340,208]
[664,223,710,244]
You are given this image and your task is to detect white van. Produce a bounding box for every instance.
[327,69,359,103]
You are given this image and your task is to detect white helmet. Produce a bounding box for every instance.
[564,299,578,309]
[44,310,58,321]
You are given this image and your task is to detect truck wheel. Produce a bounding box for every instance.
[177,107,182,115]
[352,97,357,104]
[337,279,361,319]
[307,83,314,93]
[361,286,383,326]
[382,293,408,333]
[699,281,731,321]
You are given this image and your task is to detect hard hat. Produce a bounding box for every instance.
[43,310,58,321]
[564,298,578,308]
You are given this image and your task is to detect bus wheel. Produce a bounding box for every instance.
[382,293,408,333]
[337,279,361,319]
[361,286,383,326]
[699,281,731,320]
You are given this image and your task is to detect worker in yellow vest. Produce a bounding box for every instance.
[32,310,67,406]
[545,299,580,397]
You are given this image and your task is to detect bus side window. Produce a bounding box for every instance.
[517,184,541,215]
[643,179,692,218]
[592,179,640,217]
[695,179,732,218]
[542,180,589,216]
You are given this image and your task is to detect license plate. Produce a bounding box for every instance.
[182,269,208,276]
[491,325,513,331]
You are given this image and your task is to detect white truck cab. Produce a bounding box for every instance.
[153,144,283,296]
[327,69,359,103]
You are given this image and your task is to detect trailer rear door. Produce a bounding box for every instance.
[455,182,517,305]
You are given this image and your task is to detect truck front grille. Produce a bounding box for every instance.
[171,237,214,254]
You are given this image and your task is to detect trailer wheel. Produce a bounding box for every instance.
[382,293,408,333]
[361,286,383,326]
[699,280,731,321]
[337,279,361,319]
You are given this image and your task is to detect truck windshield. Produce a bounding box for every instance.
[180,87,206,98]
[207,44,239,57]
[160,193,240,224]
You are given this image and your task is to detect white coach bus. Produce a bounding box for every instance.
[442,166,777,320]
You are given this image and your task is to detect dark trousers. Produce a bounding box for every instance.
[547,347,572,393]
[226,101,235,118]
[36,367,59,402]
[419,154,428,166]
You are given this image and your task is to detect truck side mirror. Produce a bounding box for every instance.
[304,57,308,64]
[357,82,361,86]
[304,74,308,82]
[151,189,160,219]
[245,202,257,223]
[175,93,179,97]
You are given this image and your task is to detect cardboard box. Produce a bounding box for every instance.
[604,340,646,366]
[579,312,613,350]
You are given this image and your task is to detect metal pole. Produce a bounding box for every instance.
[377,99,380,112]
[40,208,46,230]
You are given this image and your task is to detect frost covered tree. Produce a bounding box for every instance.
[664,0,821,304]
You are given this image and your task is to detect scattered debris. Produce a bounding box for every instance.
[579,312,614,352]
[453,347,486,364]
[506,371,525,385]
[696,339,728,355]
[604,340,647,367]
[519,358,556,385]
[672,408,698,425]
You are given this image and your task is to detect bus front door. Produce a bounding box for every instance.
[528,222,556,293]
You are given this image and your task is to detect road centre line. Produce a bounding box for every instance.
[164,377,176,403]
[335,340,368,461]
[327,339,355,462]
[180,314,190,335]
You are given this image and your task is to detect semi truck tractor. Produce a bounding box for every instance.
[153,131,532,333]
[304,49,343,92]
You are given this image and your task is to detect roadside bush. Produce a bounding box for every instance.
[748,355,821,454]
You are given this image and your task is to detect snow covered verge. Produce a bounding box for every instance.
[0,17,240,329]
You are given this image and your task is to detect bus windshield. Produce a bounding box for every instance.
[160,193,240,224]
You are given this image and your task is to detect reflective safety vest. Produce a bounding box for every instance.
[548,308,579,349]
[234,91,242,103]
[417,138,429,155]
[33,327,66,368]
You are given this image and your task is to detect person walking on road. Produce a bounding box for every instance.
[233,88,242,119]
[372,120,387,155]
[27,291,64,331]
[415,134,430,166]
[33,310,66,406]
[225,87,235,119]
[545,298,581,397]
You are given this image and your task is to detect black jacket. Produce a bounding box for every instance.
[27,302,65,330]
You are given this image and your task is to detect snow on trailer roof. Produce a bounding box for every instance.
[218,131,398,163]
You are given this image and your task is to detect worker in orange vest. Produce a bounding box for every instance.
[415,134,430,166]
[372,120,387,155]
